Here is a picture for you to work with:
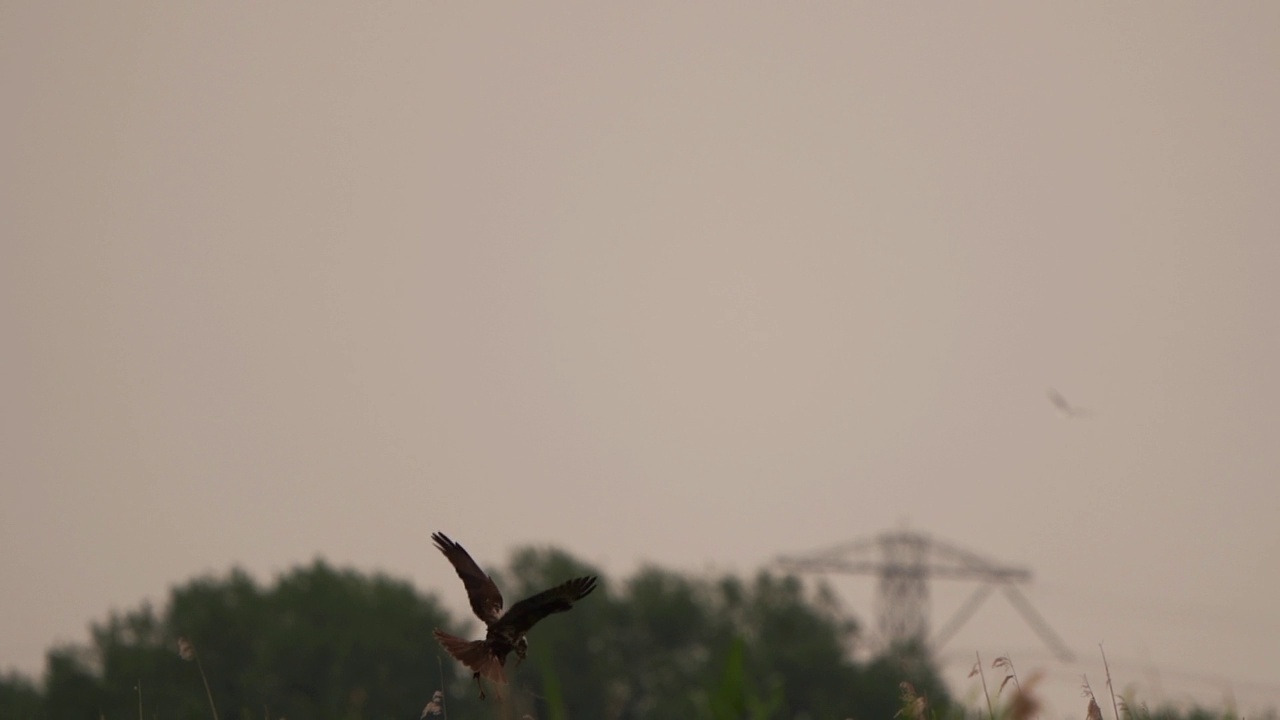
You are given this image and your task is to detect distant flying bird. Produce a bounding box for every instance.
[1047,389,1092,418]
[430,532,597,699]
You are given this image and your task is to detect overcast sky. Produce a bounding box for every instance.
[3,2,1278,716]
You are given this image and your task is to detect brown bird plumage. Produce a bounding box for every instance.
[1047,388,1093,418]
[430,532,597,699]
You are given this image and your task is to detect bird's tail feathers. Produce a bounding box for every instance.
[433,629,507,684]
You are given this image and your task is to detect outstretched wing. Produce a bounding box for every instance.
[432,532,504,624]
[497,576,597,636]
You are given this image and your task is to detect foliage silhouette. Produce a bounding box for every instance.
[4,546,966,719]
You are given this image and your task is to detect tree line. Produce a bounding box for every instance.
[0,543,958,719]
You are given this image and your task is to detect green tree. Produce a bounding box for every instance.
[853,639,952,720]
[705,636,783,720]
[21,561,470,720]
[497,548,941,720]
[0,671,44,720]
[15,546,962,720]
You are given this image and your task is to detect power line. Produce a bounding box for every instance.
[777,529,1074,661]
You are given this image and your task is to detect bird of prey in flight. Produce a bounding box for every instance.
[1047,389,1092,418]
[430,532,598,699]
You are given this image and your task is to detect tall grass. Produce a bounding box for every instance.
[177,637,220,720]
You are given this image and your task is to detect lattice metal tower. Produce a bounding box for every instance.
[777,530,1073,661]
[875,530,929,643]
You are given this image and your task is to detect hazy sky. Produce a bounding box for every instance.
[3,2,1278,716]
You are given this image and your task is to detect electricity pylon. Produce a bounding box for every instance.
[776,530,1074,661]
